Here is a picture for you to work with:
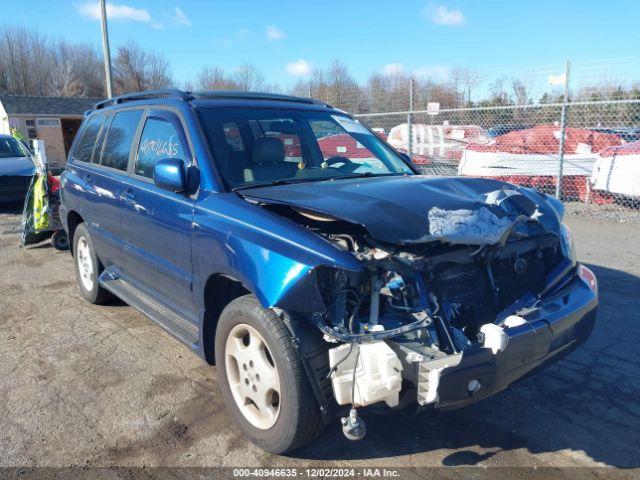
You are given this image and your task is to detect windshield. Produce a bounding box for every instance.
[0,137,30,159]
[196,108,414,189]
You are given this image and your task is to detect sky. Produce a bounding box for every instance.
[4,0,640,95]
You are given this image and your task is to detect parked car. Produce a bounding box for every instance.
[0,134,35,202]
[61,90,598,454]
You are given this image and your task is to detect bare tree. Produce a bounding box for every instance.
[233,63,265,91]
[450,67,485,106]
[0,26,53,96]
[113,41,173,94]
[196,66,237,90]
[488,77,511,105]
[50,41,103,97]
[324,60,364,112]
[511,78,529,105]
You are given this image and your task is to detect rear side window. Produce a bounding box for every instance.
[135,117,186,178]
[100,109,143,171]
[74,115,105,163]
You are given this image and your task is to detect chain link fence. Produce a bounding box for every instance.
[355,97,640,223]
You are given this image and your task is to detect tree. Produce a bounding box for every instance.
[512,78,529,105]
[233,63,265,91]
[113,41,173,94]
[449,67,485,106]
[0,26,105,97]
[196,66,238,90]
[50,41,103,97]
[0,26,53,96]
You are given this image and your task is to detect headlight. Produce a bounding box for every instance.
[560,223,577,264]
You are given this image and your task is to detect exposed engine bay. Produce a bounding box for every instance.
[242,181,589,441]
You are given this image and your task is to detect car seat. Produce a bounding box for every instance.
[243,137,297,183]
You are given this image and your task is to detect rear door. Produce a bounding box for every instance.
[85,109,144,271]
[120,109,197,316]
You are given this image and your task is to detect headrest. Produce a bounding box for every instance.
[251,137,285,164]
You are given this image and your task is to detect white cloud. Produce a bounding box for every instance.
[77,2,151,22]
[172,7,192,27]
[423,4,465,26]
[414,65,449,80]
[151,22,164,30]
[286,59,312,76]
[265,25,286,41]
[381,63,405,76]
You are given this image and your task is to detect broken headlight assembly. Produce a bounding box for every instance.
[560,223,577,265]
[313,263,435,343]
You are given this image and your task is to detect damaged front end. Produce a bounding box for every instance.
[242,179,598,437]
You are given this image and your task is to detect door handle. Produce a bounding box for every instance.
[121,190,135,203]
[84,175,94,185]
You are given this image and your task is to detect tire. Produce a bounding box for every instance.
[215,294,325,454]
[72,223,111,304]
[51,231,69,251]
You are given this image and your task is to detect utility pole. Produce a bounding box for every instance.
[100,0,114,98]
[555,59,571,199]
[407,78,414,160]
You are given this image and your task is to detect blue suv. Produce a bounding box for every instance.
[61,90,598,453]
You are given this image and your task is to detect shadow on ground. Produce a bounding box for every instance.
[0,201,23,215]
[287,263,640,467]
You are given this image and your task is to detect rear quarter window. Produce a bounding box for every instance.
[100,109,143,171]
[74,115,105,163]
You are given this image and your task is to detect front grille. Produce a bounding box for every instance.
[0,175,32,186]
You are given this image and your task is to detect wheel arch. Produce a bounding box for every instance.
[66,210,84,255]
[201,272,251,364]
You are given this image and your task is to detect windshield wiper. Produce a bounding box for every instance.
[330,172,406,181]
[232,177,323,192]
[232,172,407,192]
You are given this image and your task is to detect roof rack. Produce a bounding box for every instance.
[190,91,329,107]
[94,89,192,109]
[93,89,331,110]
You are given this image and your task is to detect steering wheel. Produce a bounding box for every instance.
[323,156,359,172]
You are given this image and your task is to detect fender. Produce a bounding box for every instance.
[191,192,363,315]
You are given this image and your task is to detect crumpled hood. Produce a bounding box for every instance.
[0,156,35,177]
[241,175,563,245]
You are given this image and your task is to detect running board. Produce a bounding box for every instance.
[100,274,199,346]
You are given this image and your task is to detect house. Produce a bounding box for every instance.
[0,95,101,167]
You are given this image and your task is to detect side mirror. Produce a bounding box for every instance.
[153,158,186,193]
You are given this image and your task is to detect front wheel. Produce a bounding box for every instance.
[215,295,324,454]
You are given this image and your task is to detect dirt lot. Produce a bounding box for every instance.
[1,202,639,470]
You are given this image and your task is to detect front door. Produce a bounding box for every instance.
[120,109,196,317]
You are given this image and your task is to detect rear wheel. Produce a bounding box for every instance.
[73,223,111,304]
[215,295,324,453]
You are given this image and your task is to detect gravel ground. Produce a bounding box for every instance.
[1,201,639,471]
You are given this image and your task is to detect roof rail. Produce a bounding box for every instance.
[93,89,333,110]
[190,91,331,107]
[94,89,192,109]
